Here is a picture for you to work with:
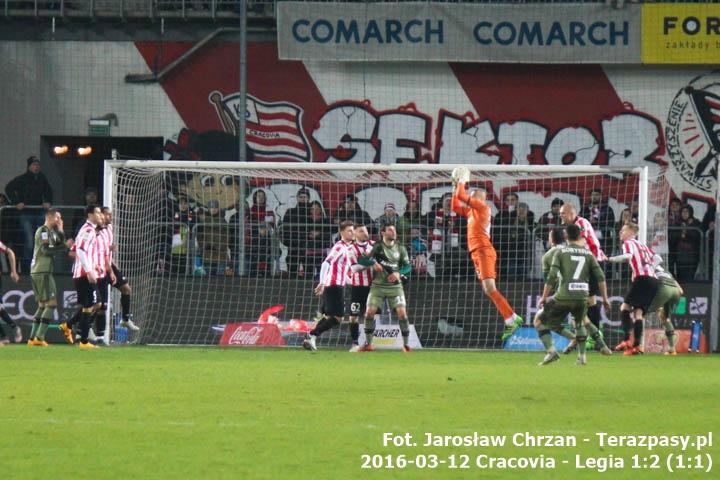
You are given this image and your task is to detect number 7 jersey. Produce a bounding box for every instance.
[547,246,606,301]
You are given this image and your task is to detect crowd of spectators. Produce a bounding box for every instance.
[1,160,716,285]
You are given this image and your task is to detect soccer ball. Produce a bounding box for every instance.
[451,166,470,184]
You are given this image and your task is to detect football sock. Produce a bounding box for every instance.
[576,325,588,356]
[620,309,632,341]
[349,322,360,344]
[664,322,676,349]
[0,308,17,328]
[121,293,131,319]
[536,326,554,351]
[311,317,339,338]
[488,290,514,322]
[79,312,94,343]
[364,317,376,345]
[399,318,410,346]
[633,320,644,348]
[587,304,601,329]
[30,310,42,339]
[585,322,608,350]
[559,328,575,340]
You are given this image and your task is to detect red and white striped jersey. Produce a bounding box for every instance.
[575,216,607,261]
[622,238,658,281]
[95,227,111,278]
[72,221,97,279]
[0,240,7,253]
[103,223,114,264]
[347,240,374,287]
[322,240,351,287]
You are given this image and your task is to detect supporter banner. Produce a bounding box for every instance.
[278,2,641,63]
[504,327,571,352]
[220,322,287,346]
[642,4,720,64]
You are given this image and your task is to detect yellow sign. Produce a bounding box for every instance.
[642,4,720,64]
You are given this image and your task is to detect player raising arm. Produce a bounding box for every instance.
[537,224,611,366]
[303,221,355,352]
[451,179,523,341]
[357,224,413,352]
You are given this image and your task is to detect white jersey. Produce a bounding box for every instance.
[322,240,351,287]
[72,221,97,279]
[347,240,374,287]
[622,238,657,281]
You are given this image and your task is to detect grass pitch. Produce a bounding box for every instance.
[1,346,718,479]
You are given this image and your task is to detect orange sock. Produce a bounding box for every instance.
[488,290,515,321]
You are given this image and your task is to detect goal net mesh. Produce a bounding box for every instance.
[109,163,670,348]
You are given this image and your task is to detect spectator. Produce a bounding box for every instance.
[675,204,702,282]
[503,202,534,280]
[171,196,196,274]
[334,194,373,229]
[280,187,311,275]
[431,194,469,279]
[5,156,53,272]
[494,192,519,227]
[303,201,331,278]
[667,198,683,278]
[247,189,275,276]
[403,199,425,229]
[409,227,429,275]
[702,204,715,276]
[195,200,231,276]
[581,188,615,254]
[649,211,668,257]
[537,197,564,248]
[375,202,404,232]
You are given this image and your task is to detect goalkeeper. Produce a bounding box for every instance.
[356,225,413,352]
[451,172,523,341]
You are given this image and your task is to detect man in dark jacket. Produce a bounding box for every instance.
[5,156,53,272]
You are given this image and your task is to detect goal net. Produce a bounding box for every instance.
[106,161,669,349]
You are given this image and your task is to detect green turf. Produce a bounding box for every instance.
[1,346,718,479]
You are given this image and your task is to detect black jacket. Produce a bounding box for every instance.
[5,170,53,205]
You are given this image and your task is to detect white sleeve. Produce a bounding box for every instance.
[76,247,94,272]
[318,261,331,285]
[607,253,632,263]
[652,253,663,266]
[350,263,368,273]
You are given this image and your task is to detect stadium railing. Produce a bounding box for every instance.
[2,1,715,21]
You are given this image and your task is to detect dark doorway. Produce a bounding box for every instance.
[40,136,163,205]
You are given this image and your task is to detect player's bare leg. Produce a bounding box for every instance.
[481,278,523,341]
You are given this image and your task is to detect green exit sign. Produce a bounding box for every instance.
[88,119,111,136]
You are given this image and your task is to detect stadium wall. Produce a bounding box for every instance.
[0,40,717,216]
[0,276,712,350]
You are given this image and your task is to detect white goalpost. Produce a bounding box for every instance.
[104,161,667,349]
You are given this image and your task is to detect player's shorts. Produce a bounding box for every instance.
[470,247,497,281]
[111,264,129,288]
[539,298,588,330]
[624,275,661,313]
[367,284,406,311]
[30,273,57,303]
[96,276,110,305]
[648,284,682,316]
[346,285,371,317]
[321,285,345,318]
[74,277,98,309]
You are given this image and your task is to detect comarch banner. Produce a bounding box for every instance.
[278,2,642,63]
